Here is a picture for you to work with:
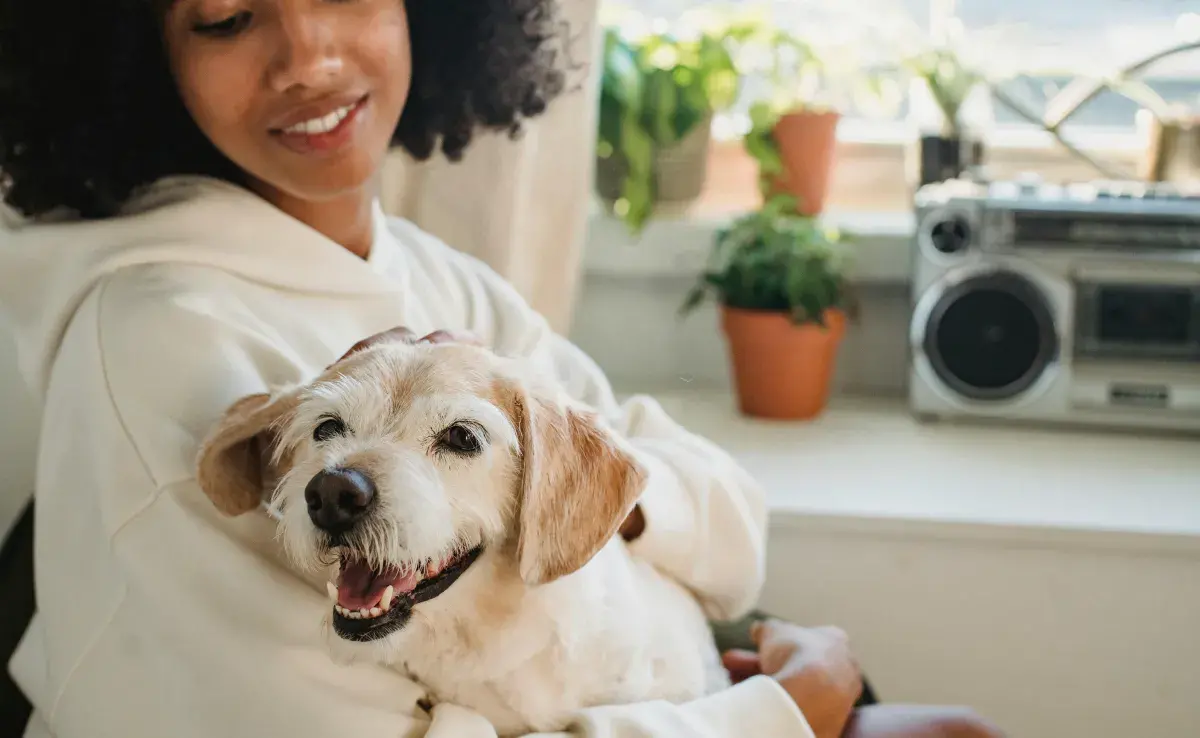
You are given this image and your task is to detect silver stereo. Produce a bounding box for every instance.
[909,177,1200,434]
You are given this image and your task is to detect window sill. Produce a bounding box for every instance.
[634,388,1200,553]
[584,204,915,284]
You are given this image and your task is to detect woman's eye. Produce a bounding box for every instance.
[437,424,483,456]
[192,11,252,37]
[313,417,347,443]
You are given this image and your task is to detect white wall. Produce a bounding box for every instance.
[760,516,1200,738]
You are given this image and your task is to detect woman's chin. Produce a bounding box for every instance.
[250,156,384,207]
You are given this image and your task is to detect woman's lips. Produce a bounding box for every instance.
[270,95,369,155]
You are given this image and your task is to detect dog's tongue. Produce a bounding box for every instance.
[336,561,420,610]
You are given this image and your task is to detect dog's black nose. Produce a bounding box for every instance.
[305,468,376,533]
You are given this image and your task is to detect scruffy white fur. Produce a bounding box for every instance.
[197,342,728,736]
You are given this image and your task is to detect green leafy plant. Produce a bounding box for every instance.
[681,194,858,327]
[725,20,898,201]
[902,46,983,138]
[597,22,740,233]
[743,101,788,199]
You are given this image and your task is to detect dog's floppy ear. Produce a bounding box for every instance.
[196,390,302,516]
[510,387,647,586]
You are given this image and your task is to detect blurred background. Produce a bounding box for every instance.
[3,1,1199,736]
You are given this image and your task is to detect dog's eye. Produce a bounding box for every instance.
[437,423,483,455]
[313,417,347,443]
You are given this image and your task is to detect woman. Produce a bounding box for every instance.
[0,1,1001,737]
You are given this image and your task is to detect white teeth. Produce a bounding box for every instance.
[381,586,395,611]
[359,608,370,618]
[326,582,338,603]
[283,103,355,135]
[370,607,382,618]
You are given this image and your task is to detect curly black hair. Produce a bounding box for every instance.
[0,0,567,219]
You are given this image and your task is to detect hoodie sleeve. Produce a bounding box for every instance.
[421,243,768,622]
[21,271,444,738]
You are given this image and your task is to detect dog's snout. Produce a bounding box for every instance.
[305,468,376,533]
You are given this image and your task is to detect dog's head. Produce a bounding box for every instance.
[197,342,646,644]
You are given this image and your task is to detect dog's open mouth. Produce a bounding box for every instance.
[327,544,484,642]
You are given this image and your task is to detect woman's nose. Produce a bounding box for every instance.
[267,12,344,94]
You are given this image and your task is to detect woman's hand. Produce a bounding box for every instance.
[722,620,862,738]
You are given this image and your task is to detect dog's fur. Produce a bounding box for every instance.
[196,342,728,735]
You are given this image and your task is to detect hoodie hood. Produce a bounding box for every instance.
[0,176,399,401]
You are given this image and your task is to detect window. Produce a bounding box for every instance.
[604,0,1200,212]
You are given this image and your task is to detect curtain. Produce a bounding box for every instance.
[380,0,602,334]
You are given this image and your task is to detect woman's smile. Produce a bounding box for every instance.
[270,93,370,155]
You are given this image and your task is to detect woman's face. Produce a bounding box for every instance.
[161,0,411,204]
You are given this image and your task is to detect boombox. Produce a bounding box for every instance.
[909,177,1200,434]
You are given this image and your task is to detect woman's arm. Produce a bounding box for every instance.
[418,241,768,621]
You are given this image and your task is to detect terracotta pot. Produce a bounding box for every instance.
[721,306,847,420]
[770,110,841,216]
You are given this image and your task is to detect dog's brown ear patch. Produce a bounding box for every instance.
[196,390,301,516]
[509,387,647,586]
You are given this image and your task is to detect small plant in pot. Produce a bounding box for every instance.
[735,26,840,216]
[730,23,895,216]
[681,194,858,420]
[902,45,986,187]
[596,19,739,233]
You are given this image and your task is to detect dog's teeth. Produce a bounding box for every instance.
[382,585,395,611]
[349,611,362,620]
[370,607,382,618]
[359,608,371,618]
[326,582,338,603]
[427,559,442,577]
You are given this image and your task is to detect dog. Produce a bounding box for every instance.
[196,340,729,735]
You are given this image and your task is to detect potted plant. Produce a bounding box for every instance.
[732,26,841,216]
[902,45,986,187]
[681,194,858,420]
[596,21,739,233]
[727,21,897,216]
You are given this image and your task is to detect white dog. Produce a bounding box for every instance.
[197,341,729,735]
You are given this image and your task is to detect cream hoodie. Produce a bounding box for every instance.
[0,176,812,738]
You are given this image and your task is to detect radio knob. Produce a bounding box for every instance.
[929,216,972,254]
